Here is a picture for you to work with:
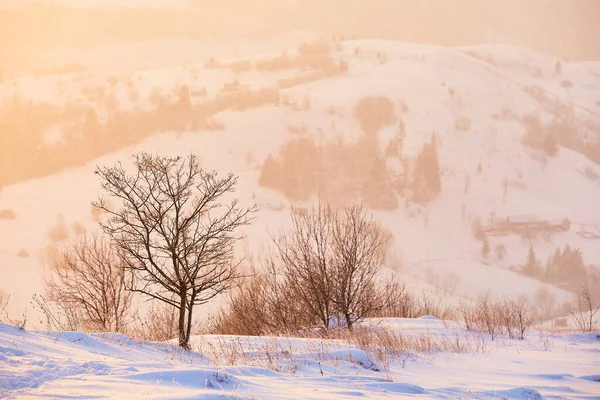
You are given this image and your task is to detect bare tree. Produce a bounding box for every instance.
[332,204,392,329]
[93,152,257,348]
[512,298,533,340]
[43,232,132,332]
[569,285,599,333]
[274,205,337,331]
[273,202,392,331]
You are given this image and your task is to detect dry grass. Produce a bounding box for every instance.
[0,294,27,330]
[191,323,490,381]
[460,294,533,340]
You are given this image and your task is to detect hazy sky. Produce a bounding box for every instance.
[1,0,600,81]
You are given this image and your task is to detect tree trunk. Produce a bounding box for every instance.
[178,289,188,348]
[185,304,194,346]
[344,312,353,331]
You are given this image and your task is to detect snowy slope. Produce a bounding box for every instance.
[2,39,600,319]
[1,319,599,399]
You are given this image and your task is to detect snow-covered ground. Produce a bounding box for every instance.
[1,318,599,399]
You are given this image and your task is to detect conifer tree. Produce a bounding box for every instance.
[523,245,541,278]
[258,153,283,189]
[411,134,441,203]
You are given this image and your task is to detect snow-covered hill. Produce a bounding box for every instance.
[2,39,600,320]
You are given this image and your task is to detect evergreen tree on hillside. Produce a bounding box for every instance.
[279,137,320,201]
[411,134,442,204]
[361,153,397,210]
[522,245,541,278]
[397,119,406,161]
[425,133,442,194]
[258,153,283,189]
[545,245,588,292]
[545,246,562,283]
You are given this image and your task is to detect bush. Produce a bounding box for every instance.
[43,232,133,333]
[461,294,533,340]
[210,265,311,336]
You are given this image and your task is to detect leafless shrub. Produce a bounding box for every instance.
[473,295,501,340]
[0,290,10,321]
[210,261,312,336]
[460,301,477,332]
[569,285,599,332]
[0,209,16,219]
[32,293,81,332]
[462,295,533,340]
[373,284,456,320]
[373,281,418,318]
[421,294,457,320]
[0,293,27,330]
[512,298,534,339]
[43,232,132,333]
